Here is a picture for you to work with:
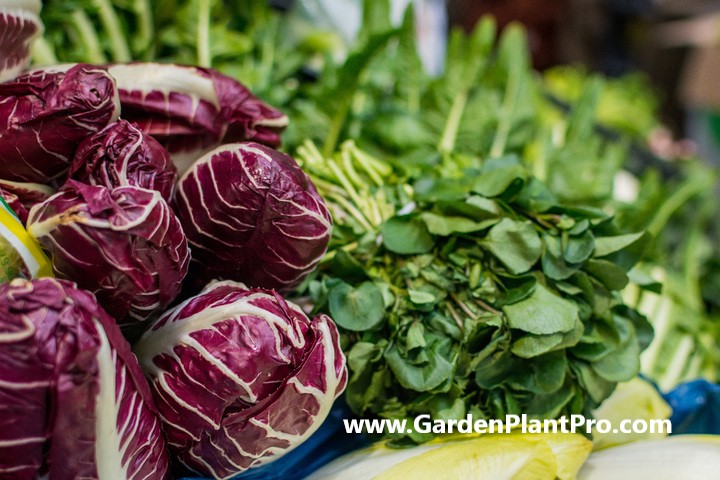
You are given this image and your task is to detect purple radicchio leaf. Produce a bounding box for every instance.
[0,63,120,183]
[173,142,332,291]
[0,179,54,224]
[133,280,348,479]
[68,119,177,201]
[26,181,189,325]
[0,278,170,480]
[0,0,42,82]
[107,63,288,173]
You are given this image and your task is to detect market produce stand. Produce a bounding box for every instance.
[1,1,719,479]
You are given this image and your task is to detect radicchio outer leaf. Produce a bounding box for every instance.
[0,179,53,224]
[0,64,120,182]
[26,181,189,325]
[107,63,288,172]
[68,119,177,201]
[134,280,348,480]
[0,0,42,82]
[173,142,332,291]
[0,278,170,480]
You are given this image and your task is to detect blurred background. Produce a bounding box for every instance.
[446,0,720,165]
[290,0,720,164]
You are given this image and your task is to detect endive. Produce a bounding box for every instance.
[578,435,720,480]
[306,433,592,480]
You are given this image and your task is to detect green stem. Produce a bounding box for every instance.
[327,161,365,216]
[682,229,704,313]
[348,142,392,181]
[437,89,467,154]
[257,16,278,92]
[326,193,375,232]
[133,0,154,59]
[70,10,108,64]
[308,176,349,198]
[319,242,359,264]
[94,0,131,61]
[340,148,366,191]
[31,36,58,66]
[450,292,478,320]
[646,178,713,239]
[323,101,351,158]
[490,62,523,158]
[197,0,211,67]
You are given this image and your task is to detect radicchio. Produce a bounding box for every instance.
[0,278,170,480]
[0,0,42,82]
[107,63,288,173]
[0,64,120,182]
[68,119,177,201]
[0,179,53,224]
[173,142,332,291]
[27,181,189,325]
[134,280,347,479]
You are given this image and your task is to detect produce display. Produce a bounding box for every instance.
[0,0,717,479]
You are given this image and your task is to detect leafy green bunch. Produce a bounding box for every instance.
[297,137,652,443]
[36,0,338,107]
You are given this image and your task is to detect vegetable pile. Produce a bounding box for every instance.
[0,3,345,478]
[0,0,718,479]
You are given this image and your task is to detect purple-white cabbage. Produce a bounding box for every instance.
[173,142,332,291]
[0,64,120,182]
[0,0,42,82]
[0,179,53,224]
[0,278,170,480]
[107,63,288,173]
[134,280,348,479]
[26,181,189,325]
[68,119,177,201]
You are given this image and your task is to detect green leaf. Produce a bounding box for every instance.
[511,318,584,358]
[572,362,616,404]
[503,284,579,335]
[585,259,629,290]
[564,231,595,264]
[381,216,435,254]
[593,232,647,257]
[515,177,558,213]
[347,342,378,372]
[591,315,641,382]
[542,235,578,281]
[385,338,455,392]
[472,156,527,197]
[328,282,386,331]
[493,274,537,307]
[330,250,369,282]
[413,176,474,202]
[508,351,567,394]
[483,218,542,274]
[511,333,564,358]
[408,289,436,304]
[420,212,495,236]
[406,321,427,350]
